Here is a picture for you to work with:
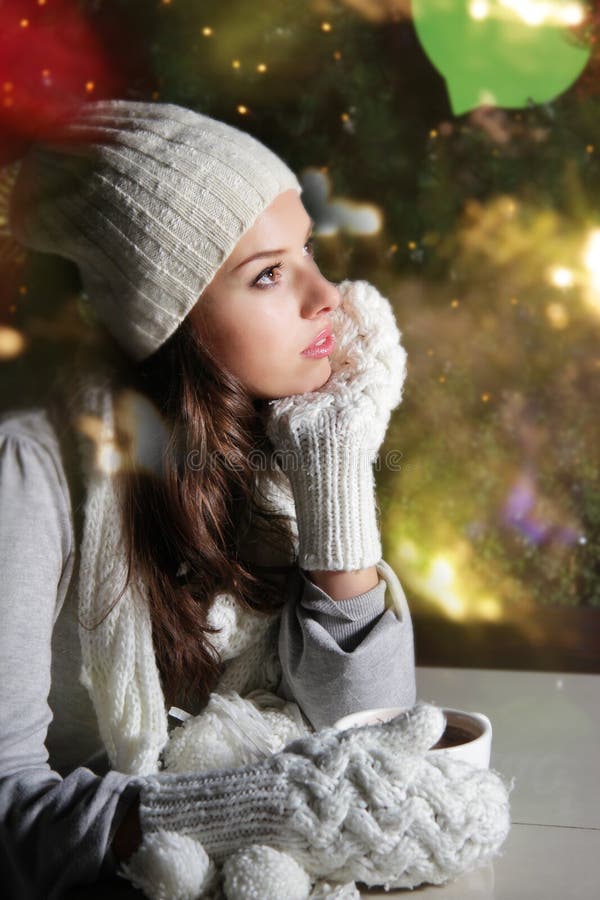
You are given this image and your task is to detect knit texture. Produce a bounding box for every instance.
[8,100,301,361]
[222,845,312,900]
[70,365,412,780]
[76,373,169,774]
[162,691,311,774]
[60,365,511,900]
[301,578,387,651]
[70,368,307,777]
[136,703,511,894]
[265,279,407,571]
[120,831,219,900]
[63,370,511,898]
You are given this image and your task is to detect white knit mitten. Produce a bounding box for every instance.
[264,279,407,571]
[162,691,311,773]
[129,702,510,896]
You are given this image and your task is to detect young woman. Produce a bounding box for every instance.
[0,101,509,900]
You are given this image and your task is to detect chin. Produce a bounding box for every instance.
[260,362,332,401]
[307,360,332,392]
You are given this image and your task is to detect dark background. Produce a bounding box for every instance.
[1,0,599,673]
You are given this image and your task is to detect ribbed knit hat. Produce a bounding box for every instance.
[8,100,302,361]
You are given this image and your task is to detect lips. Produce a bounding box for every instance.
[302,324,332,353]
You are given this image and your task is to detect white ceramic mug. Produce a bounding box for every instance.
[333,705,492,769]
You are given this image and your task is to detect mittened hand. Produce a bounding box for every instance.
[326,278,407,432]
[281,701,446,763]
[263,279,408,572]
[272,700,511,890]
[127,702,511,899]
[266,279,407,461]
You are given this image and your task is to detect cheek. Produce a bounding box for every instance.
[212,314,284,375]
[205,305,329,398]
[240,320,294,378]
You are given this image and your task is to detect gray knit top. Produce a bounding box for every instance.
[0,407,416,899]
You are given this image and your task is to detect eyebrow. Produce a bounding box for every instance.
[230,219,315,272]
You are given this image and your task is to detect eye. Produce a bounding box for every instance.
[252,262,284,288]
[250,237,316,289]
[304,237,315,257]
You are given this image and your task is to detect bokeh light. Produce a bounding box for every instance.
[1,0,598,674]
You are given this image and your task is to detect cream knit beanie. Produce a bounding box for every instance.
[8,99,302,361]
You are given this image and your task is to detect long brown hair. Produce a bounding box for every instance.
[53,311,298,711]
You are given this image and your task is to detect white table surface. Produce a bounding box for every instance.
[360,666,600,899]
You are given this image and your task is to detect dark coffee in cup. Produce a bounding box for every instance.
[430,711,482,750]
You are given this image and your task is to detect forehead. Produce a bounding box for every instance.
[229,189,310,257]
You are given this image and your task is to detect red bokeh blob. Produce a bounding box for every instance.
[0,0,131,163]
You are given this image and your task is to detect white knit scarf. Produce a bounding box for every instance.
[64,372,510,900]
[70,370,308,778]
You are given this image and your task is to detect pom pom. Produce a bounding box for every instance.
[222,844,312,900]
[309,881,361,899]
[163,692,308,774]
[119,830,217,900]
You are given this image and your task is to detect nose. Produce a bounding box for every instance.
[303,271,341,318]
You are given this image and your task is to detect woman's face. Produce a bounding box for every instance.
[188,189,341,400]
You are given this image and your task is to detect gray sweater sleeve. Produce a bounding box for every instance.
[0,422,415,896]
[0,429,138,899]
[277,561,417,731]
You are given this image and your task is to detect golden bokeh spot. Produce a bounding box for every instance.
[546,302,569,330]
[421,555,467,621]
[478,596,502,622]
[394,537,513,624]
[202,26,213,36]
[438,375,446,383]
[586,145,594,154]
[389,243,398,253]
[237,105,249,115]
[408,240,417,250]
[470,0,492,20]
[20,18,29,28]
[76,414,124,475]
[256,63,267,73]
[340,112,350,122]
[321,22,332,32]
[499,196,517,217]
[427,348,434,356]
[429,129,438,138]
[0,326,26,360]
[548,265,574,288]
[510,297,518,305]
[333,50,342,60]
[85,81,95,93]
[18,285,27,295]
[481,392,491,402]
[38,0,47,5]
[232,60,241,69]
[73,390,171,478]
[450,298,460,308]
